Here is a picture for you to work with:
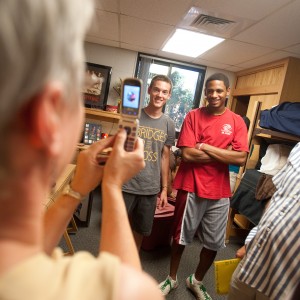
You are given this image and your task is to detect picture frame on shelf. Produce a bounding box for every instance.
[83,62,112,110]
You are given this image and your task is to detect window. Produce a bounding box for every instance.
[135,53,206,132]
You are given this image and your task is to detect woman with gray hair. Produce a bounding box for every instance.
[0,1,162,299]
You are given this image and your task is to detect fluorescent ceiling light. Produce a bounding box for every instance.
[162,29,224,57]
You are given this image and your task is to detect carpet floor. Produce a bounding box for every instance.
[60,188,245,300]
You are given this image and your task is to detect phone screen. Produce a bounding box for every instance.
[122,84,141,116]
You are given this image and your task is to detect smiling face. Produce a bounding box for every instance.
[205,79,230,112]
[147,80,171,110]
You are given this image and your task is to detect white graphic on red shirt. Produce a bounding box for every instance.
[221,124,232,135]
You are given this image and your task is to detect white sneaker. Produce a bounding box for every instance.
[158,275,178,296]
[186,274,212,300]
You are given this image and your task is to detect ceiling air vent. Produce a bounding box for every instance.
[191,14,235,27]
[179,7,254,38]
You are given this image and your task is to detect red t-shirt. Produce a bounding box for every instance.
[173,107,249,199]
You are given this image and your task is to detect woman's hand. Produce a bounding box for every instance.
[70,135,115,196]
[103,129,145,188]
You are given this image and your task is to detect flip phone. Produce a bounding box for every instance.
[97,78,142,164]
[119,78,142,151]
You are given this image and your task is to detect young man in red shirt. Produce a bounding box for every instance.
[159,73,249,300]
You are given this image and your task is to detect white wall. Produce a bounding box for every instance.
[84,42,237,135]
[85,42,138,106]
[85,42,236,107]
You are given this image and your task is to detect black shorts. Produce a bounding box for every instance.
[123,192,157,236]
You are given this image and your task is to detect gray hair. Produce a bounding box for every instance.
[0,0,94,133]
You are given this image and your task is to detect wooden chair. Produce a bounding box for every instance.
[46,164,77,255]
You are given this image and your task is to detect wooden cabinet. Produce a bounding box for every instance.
[243,101,299,170]
[228,57,300,182]
[226,100,300,242]
[228,57,300,120]
[226,57,300,242]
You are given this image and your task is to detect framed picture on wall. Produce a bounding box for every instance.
[83,62,112,110]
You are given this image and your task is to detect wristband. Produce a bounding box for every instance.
[62,184,84,201]
[198,143,204,150]
[162,185,168,190]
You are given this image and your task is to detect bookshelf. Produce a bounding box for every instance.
[85,108,120,122]
[84,108,120,136]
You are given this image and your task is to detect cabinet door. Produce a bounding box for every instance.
[246,94,278,120]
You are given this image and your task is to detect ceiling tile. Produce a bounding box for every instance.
[222,65,244,72]
[233,0,300,49]
[87,0,300,72]
[121,15,174,49]
[284,43,300,56]
[156,50,196,63]
[191,0,292,20]
[88,10,119,41]
[236,50,293,69]
[192,58,232,70]
[120,0,193,25]
[85,36,120,48]
[199,40,273,65]
[94,0,119,12]
[120,43,158,56]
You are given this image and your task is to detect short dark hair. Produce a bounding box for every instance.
[149,74,173,90]
[205,73,230,89]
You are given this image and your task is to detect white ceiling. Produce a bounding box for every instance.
[86,0,300,72]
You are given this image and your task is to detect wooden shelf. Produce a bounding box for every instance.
[226,99,300,242]
[249,102,300,143]
[254,127,300,142]
[85,108,120,122]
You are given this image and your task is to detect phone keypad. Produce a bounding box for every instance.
[119,124,137,152]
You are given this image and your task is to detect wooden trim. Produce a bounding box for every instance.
[254,128,300,142]
[247,101,261,146]
[85,108,120,122]
[232,86,279,96]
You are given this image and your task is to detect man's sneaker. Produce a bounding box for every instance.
[186,274,212,300]
[158,275,178,296]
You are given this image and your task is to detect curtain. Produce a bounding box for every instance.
[137,56,151,107]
